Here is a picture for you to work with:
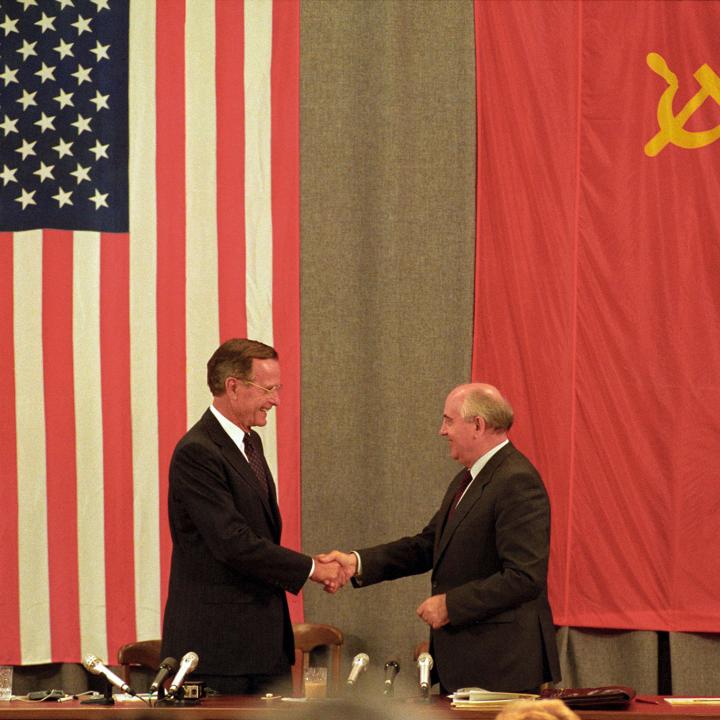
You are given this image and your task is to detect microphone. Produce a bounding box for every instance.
[149,657,179,694]
[417,652,433,694]
[167,651,199,697]
[346,652,369,686]
[383,660,399,695]
[83,655,136,696]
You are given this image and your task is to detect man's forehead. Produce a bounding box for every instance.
[252,357,280,375]
[443,393,463,414]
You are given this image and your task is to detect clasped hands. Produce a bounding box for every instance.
[309,550,356,593]
[309,550,449,628]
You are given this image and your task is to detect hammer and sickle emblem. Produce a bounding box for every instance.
[644,52,720,157]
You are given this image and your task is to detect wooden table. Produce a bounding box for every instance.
[1,695,720,720]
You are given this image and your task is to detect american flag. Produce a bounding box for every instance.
[0,0,302,666]
[0,0,128,232]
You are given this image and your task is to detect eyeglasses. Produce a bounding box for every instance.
[243,379,282,395]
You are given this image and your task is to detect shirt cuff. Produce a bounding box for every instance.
[352,550,362,578]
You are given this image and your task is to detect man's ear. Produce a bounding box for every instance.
[225,375,240,398]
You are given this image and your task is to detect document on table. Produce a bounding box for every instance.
[665,698,720,705]
[450,688,539,710]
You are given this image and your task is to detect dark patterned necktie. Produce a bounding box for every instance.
[448,469,473,517]
[244,432,269,498]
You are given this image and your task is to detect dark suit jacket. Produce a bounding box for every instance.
[161,409,312,676]
[355,442,560,693]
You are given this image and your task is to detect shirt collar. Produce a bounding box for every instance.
[209,403,249,460]
[469,438,509,480]
[454,439,509,509]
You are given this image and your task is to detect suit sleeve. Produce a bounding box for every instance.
[353,510,440,587]
[445,470,551,626]
[170,440,312,594]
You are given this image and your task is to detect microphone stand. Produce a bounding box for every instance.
[156,685,179,706]
[80,680,114,706]
[159,685,201,706]
[173,686,201,706]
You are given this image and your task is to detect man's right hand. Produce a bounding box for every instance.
[315,550,357,593]
[310,559,345,593]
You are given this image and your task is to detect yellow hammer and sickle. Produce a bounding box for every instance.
[644,52,720,157]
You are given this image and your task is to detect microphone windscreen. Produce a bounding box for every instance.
[161,657,179,672]
[83,655,101,674]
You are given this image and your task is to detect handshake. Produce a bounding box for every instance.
[308,549,450,628]
[309,550,357,593]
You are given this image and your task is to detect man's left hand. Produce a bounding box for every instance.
[417,594,449,628]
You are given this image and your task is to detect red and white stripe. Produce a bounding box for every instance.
[0,0,301,666]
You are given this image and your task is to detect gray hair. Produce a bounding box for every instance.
[460,387,514,431]
[206,338,278,396]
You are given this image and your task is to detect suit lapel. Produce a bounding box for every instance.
[434,442,515,566]
[202,410,280,532]
[434,468,466,555]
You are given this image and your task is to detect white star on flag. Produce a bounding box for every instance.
[71,113,91,134]
[1,65,20,85]
[52,137,74,158]
[1,164,18,185]
[89,187,107,208]
[90,90,108,110]
[71,14,92,35]
[18,89,38,109]
[1,14,20,36]
[69,162,91,184]
[15,187,36,208]
[54,38,74,59]
[33,161,55,182]
[35,12,56,33]
[34,112,56,132]
[71,63,91,84]
[53,88,74,108]
[89,138,108,159]
[90,40,109,61]
[52,186,73,207]
[1,115,19,135]
[17,39,38,60]
[35,61,56,82]
[16,139,37,159]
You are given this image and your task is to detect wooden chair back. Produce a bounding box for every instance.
[117,639,162,683]
[292,623,344,697]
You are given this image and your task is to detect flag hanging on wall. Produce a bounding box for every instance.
[473,0,720,632]
[0,0,301,665]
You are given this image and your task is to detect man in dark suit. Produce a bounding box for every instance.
[321,383,560,694]
[161,338,341,695]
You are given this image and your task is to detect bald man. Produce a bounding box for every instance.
[322,384,560,694]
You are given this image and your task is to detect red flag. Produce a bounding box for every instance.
[473,0,720,631]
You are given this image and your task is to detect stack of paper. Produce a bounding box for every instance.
[450,688,539,710]
[665,698,720,706]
